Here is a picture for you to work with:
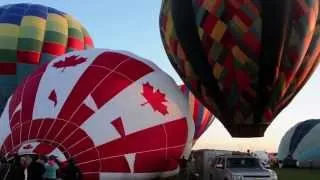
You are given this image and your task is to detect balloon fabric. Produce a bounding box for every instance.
[160,0,320,137]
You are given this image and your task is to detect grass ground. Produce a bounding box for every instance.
[274,168,320,180]
[160,168,320,180]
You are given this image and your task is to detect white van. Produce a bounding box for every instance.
[252,151,271,168]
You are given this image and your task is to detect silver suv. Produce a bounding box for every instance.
[209,155,278,180]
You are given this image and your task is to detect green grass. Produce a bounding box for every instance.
[159,168,320,180]
[274,168,320,180]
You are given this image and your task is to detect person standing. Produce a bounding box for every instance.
[44,156,59,180]
[247,149,251,156]
[0,157,9,179]
[2,155,26,180]
[61,158,82,180]
[26,155,46,180]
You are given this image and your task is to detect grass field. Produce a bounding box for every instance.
[162,168,320,179]
[275,168,320,180]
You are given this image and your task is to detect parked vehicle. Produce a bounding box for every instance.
[278,155,299,168]
[252,151,271,168]
[209,155,278,180]
[268,153,279,168]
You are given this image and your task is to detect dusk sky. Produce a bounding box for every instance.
[2,0,320,153]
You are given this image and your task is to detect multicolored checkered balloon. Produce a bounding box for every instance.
[0,3,94,113]
[160,0,320,137]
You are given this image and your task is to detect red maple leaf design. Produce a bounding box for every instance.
[141,82,168,116]
[48,90,57,107]
[23,144,33,150]
[52,55,87,71]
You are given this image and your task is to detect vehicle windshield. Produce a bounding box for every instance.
[226,158,261,168]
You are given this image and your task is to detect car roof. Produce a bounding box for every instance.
[216,155,256,159]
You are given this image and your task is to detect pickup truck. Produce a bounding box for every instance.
[209,155,278,180]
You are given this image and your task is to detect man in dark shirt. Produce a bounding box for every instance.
[26,155,46,180]
[3,155,25,180]
[62,158,82,180]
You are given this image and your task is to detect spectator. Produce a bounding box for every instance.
[0,159,10,180]
[44,155,59,180]
[50,156,62,179]
[62,158,82,180]
[247,149,251,156]
[4,155,25,180]
[27,155,46,180]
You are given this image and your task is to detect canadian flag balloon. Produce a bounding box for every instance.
[18,141,67,162]
[0,49,195,179]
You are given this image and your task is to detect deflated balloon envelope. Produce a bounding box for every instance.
[0,3,94,113]
[0,49,194,179]
[160,0,320,137]
[179,84,214,143]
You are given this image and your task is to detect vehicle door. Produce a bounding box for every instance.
[210,157,219,180]
[214,157,225,180]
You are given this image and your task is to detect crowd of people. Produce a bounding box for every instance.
[0,154,82,180]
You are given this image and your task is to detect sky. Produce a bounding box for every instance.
[1,0,320,153]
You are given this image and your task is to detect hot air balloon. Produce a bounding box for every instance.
[160,0,320,137]
[278,119,320,168]
[0,3,94,113]
[18,141,67,162]
[0,49,195,179]
[179,84,214,143]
